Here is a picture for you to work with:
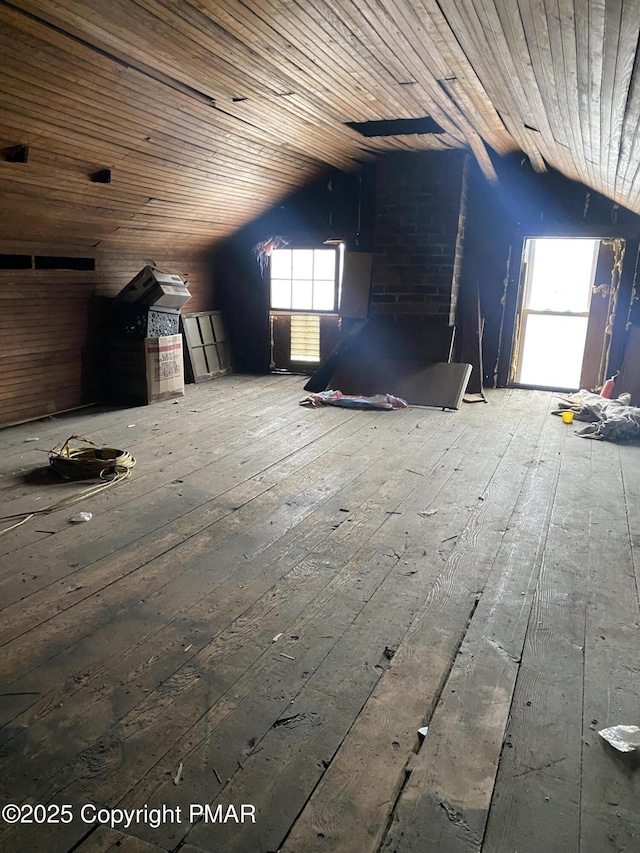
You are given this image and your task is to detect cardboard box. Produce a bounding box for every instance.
[145,335,184,403]
[117,266,192,309]
[111,334,184,404]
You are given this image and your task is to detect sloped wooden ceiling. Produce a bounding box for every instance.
[1,0,639,251]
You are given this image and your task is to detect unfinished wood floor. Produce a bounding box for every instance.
[0,375,639,853]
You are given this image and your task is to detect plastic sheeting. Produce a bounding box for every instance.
[555,390,640,441]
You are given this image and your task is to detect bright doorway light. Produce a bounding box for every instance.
[516,238,599,389]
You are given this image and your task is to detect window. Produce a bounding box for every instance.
[270,248,338,312]
[515,238,599,389]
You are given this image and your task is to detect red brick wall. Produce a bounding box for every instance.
[370,151,468,324]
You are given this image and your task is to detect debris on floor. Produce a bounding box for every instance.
[302,315,473,408]
[69,512,92,523]
[554,390,640,441]
[0,434,136,537]
[598,725,640,752]
[300,390,408,410]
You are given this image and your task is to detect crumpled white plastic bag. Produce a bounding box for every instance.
[69,512,93,523]
[598,725,640,752]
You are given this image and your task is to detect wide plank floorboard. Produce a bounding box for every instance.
[0,376,638,853]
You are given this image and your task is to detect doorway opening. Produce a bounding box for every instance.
[513,237,620,390]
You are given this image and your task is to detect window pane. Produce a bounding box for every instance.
[292,250,314,280]
[291,280,313,310]
[314,249,336,280]
[271,279,291,309]
[525,239,598,313]
[270,249,291,278]
[518,314,588,388]
[313,280,335,311]
[270,247,336,312]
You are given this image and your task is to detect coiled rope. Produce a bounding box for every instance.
[49,434,136,481]
[0,434,136,536]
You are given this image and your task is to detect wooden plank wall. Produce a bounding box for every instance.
[0,1,349,255]
[2,0,640,225]
[0,246,212,427]
[2,0,640,252]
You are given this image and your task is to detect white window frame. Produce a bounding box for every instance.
[269,247,340,313]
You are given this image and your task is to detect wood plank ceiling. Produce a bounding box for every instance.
[1,0,640,251]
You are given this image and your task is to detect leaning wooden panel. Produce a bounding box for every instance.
[329,359,472,409]
[181,310,233,383]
